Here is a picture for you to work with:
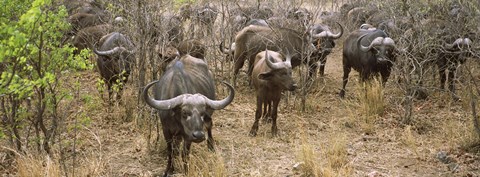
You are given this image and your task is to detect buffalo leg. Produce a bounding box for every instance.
[250,96,263,136]
[261,101,268,122]
[246,55,257,86]
[339,65,351,98]
[380,69,391,87]
[438,66,447,90]
[206,119,215,151]
[319,60,326,77]
[271,97,280,136]
[182,140,192,174]
[163,131,175,177]
[447,66,460,100]
[308,60,318,79]
[232,58,246,88]
[107,82,113,105]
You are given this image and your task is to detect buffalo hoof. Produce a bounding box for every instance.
[162,171,173,177]
[271,127,278,137]
[339,90,346,98]
[451,94,461,102]
[249,129,258,137]
[207,141,215,152]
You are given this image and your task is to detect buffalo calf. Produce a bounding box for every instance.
[250,50,297,136]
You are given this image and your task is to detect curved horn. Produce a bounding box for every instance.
[360,37,385,52]
[142,80,185,110]
[445,38,464,50]
[311,22,343,39]
[94,46,135,56]
[205,81,235,110]
[329,22,343,39]
[264,50,283,70]
[219,41,234,54]
[94,47,124,56]
[464,38,472,46]
[383,37,396,48]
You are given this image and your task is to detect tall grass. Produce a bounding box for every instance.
[16,153,60,177]
[358,79,385,134]
[296,125,352,177]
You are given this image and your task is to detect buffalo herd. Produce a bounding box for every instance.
[64,0,478,176]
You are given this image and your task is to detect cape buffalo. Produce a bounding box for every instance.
[250,50,297,136]
[94,32,135,102]
[309,23,344,77]
[68,12,106,34]
[72,24,113,55]
[142,55,235,176]
[176,39,206,59]
[180,3,218,38]
[437,37,473,99]
[340,29,396,98]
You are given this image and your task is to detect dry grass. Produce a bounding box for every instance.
[15,153,60,177]
[296,122,352,177]
[401,125,418,157]
[184,148,227,177]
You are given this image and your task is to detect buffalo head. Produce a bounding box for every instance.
[358,34,396,63]
[94,46,135,73]
[143,81,234,143]
[311,22,344,53]
[259,51,297,91]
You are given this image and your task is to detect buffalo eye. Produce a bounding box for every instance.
[203,114,212,122]
[182,111,191,118]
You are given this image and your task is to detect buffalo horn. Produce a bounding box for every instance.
[219,41,234,54]
[142,80,185,110]
[312,22,343,39]
[360,37,384,52]
[264,51,283,70]
[205,82,235,110]
[445,38,464,49]
[383,37,396,48]
[94,46,135,56]
[330,22,343,39]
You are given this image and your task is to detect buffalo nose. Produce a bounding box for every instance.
[192,131,205,140]
[290,83,298,91]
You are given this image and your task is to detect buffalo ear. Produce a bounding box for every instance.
[258,71,273,80]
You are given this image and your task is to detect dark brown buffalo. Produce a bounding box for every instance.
[436,38,473,99]
[94,32,135,102]
[156,45,179,72]
[340,29,396,98]
[176,39,206,59]
[157,39,205,73]
[309,23,344,77]
[65,0,105,15]
[285,7,312,27]
[68,13,106,34]
[142,55,235,176]
[230,6,274,20]
[250,50,297,136]
[153,14,184,45]
[180,3,218,38]
[72,24,112,55]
